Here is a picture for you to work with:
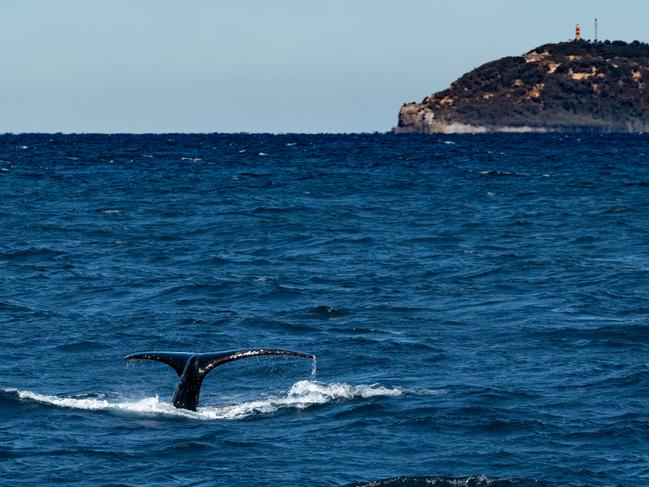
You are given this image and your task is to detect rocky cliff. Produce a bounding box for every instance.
[395,40,649,133]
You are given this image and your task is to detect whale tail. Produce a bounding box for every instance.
[124,349,315,411]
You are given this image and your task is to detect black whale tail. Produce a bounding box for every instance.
[124,349,315,411]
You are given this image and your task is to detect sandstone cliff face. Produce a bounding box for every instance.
[395,40,649,134]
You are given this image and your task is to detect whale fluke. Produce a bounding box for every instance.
[124,349,315,411]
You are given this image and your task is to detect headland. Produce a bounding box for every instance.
[395,40,649,133]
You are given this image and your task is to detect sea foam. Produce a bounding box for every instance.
[10,380,402,421]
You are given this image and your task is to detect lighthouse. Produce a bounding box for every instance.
[575,24,581,41]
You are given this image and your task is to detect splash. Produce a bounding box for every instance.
[7,381,402,421]
[310,356,317,378]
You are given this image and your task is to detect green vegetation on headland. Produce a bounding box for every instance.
[395,40,649,133]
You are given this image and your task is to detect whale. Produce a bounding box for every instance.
[124,349,315,411]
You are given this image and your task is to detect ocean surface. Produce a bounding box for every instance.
[1,133,648,486]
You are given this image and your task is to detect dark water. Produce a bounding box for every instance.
[1,133,648,486]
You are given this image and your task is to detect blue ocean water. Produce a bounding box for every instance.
[0,133,648,486]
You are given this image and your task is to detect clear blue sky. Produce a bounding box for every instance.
[2,0,648,133]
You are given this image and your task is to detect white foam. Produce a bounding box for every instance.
[17,390,173,414]
[10,381,402,421]
[413,388,446,396]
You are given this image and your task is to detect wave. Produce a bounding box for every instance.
[0,298,57,316]
[55,340,110,352]
[310,305,349,317]
[351,476,533,486]
[5,381,402,421]
[0,247,67,262]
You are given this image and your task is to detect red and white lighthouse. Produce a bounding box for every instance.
[575,24,581,41]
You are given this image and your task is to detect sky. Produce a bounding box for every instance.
[2,0,649,133]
